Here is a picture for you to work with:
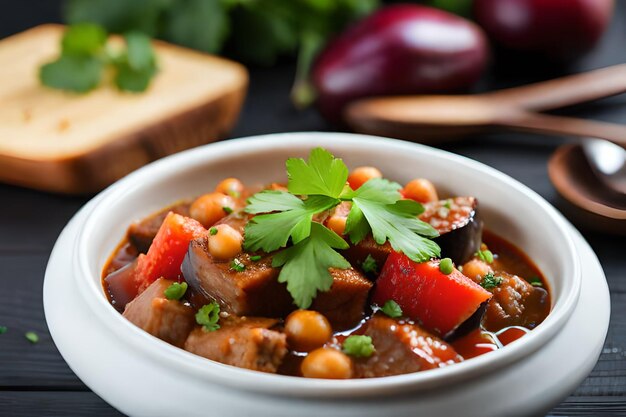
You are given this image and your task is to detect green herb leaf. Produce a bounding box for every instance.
[342,335,375,358]
[361,254,378,275]
[40,55,103,93]
[0,326,7,334]
[61,23,107,56]
[162,0,230,53]
[196,302,221,332]
[113,31,157,92]
[25,331,39,344]
[349,186,440,262]
[209,227,218,235]
[480,272,503,289]
[439,258,453,275]
[286,147,349,198]
[476,249,494,264]
[164,282,188,300]
[272,222,350,309]
[528,277,543,287]
[380,300,402,318]
[230,258,246,272]
[244,194,338,252]
[249,255,262,262]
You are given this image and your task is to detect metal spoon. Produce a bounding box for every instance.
[582,139,626,195]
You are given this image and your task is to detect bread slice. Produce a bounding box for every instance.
[0,24,248,193]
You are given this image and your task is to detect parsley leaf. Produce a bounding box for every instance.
[61,23,107,56]
[25,331,39,344]
[272,222,350,309]
[244,193,338,252]
[528,276,543,287]
[380,300,402,318]
[40,55,104,93]
[361,254,378,275]
[286,147,349,198]
[196,302,221,332]
[343,335,375,358]
[164,282,187,300]
[480,273,503,289]
[348,183,440,262]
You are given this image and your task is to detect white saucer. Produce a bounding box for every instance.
[44,195,609,417]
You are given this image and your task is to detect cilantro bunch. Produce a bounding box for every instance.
[63,0,379,104]
[243,148,440,309]
[40,23,157,93]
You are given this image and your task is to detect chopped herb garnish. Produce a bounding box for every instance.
[209,227,218,235]
[476,249,494,263]
[231,258,246,272]
[39,24,157,93]
[0,326,7,334]
[243,148,440,309]
[222,206,233,214]
[249,255,262,262]
[343,335,375,358]
[25,331,39,344]
[380,300,402,318]
[439,258,453,275]
[480,272,503,289]
[528,277,543,287]
[164,282,187,300]
[361,254,378,275]
[443,199,452,209]
[196,302,221,332]
[228,190,241,199]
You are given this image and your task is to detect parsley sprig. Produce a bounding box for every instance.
[39,23,157,93]
[243,148,440,309]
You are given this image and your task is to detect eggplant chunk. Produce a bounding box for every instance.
[419,197,483,265]
[182,237,372,329]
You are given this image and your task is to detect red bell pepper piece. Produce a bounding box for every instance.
[134,212,206,293]
[372,252,492,337]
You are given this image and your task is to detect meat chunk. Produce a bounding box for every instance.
[311,268,373,330]
[419,197,483,265]
[123,278,195,347]
[342,236,392,276]
[482,272,550,331]
[353,316,462,378]
[127,203,190,253]
[182,238,372,329]
[183,238,294,316]
[184,316,287,373]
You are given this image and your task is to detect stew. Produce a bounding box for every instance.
[102,148,550,379]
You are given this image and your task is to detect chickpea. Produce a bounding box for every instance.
[215,178,244,198]
[348,167,382,190]
[326,215,347,236]
[189,193,235,227]
[285,310,332,352]
[462,259,492,282]
[301,348,353,379]
[402,178,438,203]
[208,224,243,260]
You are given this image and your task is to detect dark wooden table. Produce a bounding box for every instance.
[1,2,625,416]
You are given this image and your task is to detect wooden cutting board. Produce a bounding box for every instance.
[0,24,248,194]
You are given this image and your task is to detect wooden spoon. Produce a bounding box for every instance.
[549,145,626,234]
[345,64,626,146]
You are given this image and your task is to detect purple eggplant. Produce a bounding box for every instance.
[312,4,489,124]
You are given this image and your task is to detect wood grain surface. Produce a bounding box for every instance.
[1,2,626,417]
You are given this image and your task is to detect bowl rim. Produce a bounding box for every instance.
[73,132,581,397]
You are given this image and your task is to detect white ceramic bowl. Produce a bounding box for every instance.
[45,132,605,417]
